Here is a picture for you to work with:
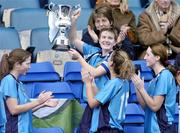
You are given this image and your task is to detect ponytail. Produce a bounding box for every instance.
[111,49,135,79]
[0,54,10,80]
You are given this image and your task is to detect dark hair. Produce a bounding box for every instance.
[0,48,31,79]
[99,27,119,41]
[88,5,113,29]
[150,43,168,67]
[110,49,135,79]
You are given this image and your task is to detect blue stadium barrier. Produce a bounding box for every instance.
[10,8,48,31]
[32,127,64,133]
[32,82,75,99]
[0,27,21,49]
[124,103,145,124]
[19,62,60,82]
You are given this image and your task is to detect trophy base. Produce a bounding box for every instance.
[52,44,70,51]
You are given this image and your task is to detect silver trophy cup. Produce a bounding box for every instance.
[48,3,80,51]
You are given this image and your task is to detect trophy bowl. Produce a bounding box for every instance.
[48,3,80,51]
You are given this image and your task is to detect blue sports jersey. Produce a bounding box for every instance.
[83,43,111,101]
[1,74,32,133]
[0,90,6,133]
[90,78,129,132]
[144,69,176,133]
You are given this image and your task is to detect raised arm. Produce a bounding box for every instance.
[69,10,84,53]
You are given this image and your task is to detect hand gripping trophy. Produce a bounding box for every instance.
[48,3,81,51]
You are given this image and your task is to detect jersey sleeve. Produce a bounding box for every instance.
[1,76,18,99]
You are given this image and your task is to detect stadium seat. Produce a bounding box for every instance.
[174,103,179,132]
[30,27,52,53]
[63,61,83,100]
[63,61,82,81]
[124,103,145,124]
[76,8,93,30]
[128,81,149,103]
[32,82,75,99]
[0,27,21,49]
[10,8,48,31]
[133,60,154,81]
[129,7,144,24]
[128,0,141,8]
[124,125,144,133]
[0,0,40,9]
[19,62,60,82]
[48,0,91,9]
[32,127,64,133]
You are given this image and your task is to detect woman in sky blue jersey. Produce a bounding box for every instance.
[131,43,177,133]
[79,49,134,132]
[0,48,58,133]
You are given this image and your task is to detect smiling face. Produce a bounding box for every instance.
[144,47,159,68]
[106,0,121,6]
[155,0,171,11]
[94,16,111,31]
[99,30,116,53]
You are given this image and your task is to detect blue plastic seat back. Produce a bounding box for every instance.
[33,82,75,99]
[124,125,144,133]
[129,82,149,103]
[64,61,82,81]
[67,81,83,100]
[133,60,154,81]
[48,0,91,9]
[125,103,145,124]
[19,62,60,82]
[76,8,93,30]
[128,0,141,8]
[10,8,48,31]
[32,127,64,133]
[0,27,21,49]
[0,0,40,9]
[30,27,52,53]
[129,7,144,24]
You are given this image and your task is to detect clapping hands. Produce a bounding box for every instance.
[37,91,53,104]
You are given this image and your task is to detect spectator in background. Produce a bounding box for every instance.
[0,49,58,133]
[79,49,134,132]
[82,5,114,48]
[131,43,177,133]
[88,0,137,44]
[137,0,180,59]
